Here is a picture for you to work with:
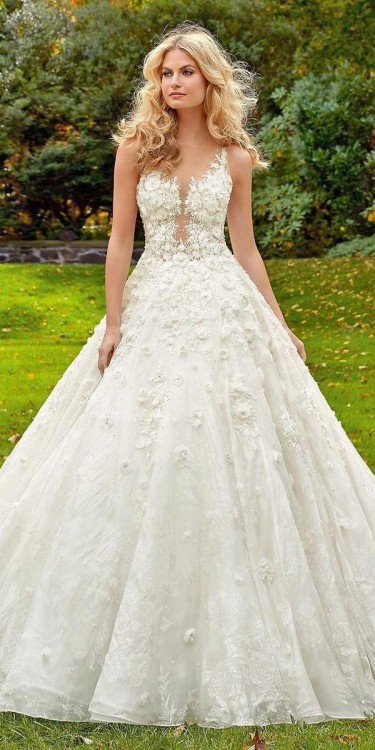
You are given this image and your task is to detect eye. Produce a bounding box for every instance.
[161,70,194,77]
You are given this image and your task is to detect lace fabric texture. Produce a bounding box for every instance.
[0,147,375,728]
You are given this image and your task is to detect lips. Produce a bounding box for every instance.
[170,93,185,97]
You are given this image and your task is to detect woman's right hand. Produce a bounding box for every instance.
[98,325,122,376]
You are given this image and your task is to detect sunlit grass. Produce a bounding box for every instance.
[0,259,374,747]
[0,712,375,749]
[1,258,373,467]
[267,256,374,468]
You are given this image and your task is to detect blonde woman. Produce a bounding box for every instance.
[0,21,375,731]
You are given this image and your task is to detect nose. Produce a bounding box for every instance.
[170,73,182,86]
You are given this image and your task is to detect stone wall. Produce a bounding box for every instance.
[0,242,144,264]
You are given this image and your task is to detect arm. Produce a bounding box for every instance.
[105,139,139,327]
[226,145,306,362]
[226,145,288,328]
[98,139,139,375]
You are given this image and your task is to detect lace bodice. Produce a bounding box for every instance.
[136,146,233,262]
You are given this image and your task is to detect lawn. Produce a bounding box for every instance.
[1,258,374,468]
[0,258,374,749]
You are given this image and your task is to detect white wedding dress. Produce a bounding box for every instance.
[0,146,375,729]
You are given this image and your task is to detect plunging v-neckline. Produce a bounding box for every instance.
[136,145,228,249]
[169,146,225,205]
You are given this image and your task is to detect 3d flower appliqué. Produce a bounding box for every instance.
[174,446,193,470]
[183,628,196,644]
[100,412,114,429]
[258,557,275,585]
[120,460,131,474]
[189,409,203,429]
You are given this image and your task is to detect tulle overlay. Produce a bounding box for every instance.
[0,147,374,727]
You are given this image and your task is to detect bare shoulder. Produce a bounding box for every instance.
[115,138,141,178]
[226,143,253,182]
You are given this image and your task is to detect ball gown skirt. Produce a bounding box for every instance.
[0,146,374,728]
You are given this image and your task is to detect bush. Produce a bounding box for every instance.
[256,64,375,257]
[325,235,375,258]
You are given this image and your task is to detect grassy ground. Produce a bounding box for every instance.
[0,258,374,468]
[0,258,374,748]
[1,713,375,750]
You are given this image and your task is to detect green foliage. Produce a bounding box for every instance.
[257,66,375,256]
[325,235,375,258]
[252,178,314,258]
[290,0,375,73]
[0,0,374,254]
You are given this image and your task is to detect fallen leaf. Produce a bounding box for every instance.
[172,724,187,736]
[243,727,267,749]
[8,433,21,444]
[330,734,360,744]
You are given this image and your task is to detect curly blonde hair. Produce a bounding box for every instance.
[112,21,270,175]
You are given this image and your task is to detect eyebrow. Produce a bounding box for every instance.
[161,64,196,71]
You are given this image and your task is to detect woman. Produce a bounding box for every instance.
[0,21,374,729]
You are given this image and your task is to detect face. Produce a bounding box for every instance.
[160,48,208,110]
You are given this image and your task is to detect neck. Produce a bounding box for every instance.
[175,107,210,144]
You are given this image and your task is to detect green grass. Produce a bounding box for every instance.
[0,259,374,748]
[1,713,375,750]
[1,258,374,468]
[267,256,374,469]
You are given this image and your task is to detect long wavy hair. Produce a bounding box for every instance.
[112,21,270,175]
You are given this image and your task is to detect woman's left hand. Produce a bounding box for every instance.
[283,325,307,363]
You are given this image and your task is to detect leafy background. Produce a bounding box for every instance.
[0,0,374,257]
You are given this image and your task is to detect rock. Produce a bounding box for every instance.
[78,251,106,263]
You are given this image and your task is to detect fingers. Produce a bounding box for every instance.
[98,352,109,376]
[98,344,115,376]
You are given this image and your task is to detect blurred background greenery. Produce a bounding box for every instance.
[0,0,374,258]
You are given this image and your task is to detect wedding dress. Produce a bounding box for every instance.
[0,146,375,729]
